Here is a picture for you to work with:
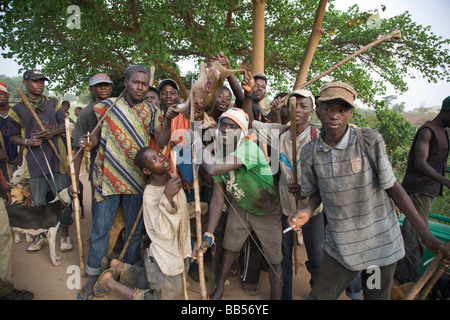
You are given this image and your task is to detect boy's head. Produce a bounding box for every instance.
[285,89,316,126]
[135,147,171,176]
[316,82,356,135]
[217,108,249,149]
[22,70,49,98]
[89,73,113,102]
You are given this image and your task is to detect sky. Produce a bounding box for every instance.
[1,0,449,110]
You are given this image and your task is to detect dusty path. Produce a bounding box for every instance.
[10,174,349,301]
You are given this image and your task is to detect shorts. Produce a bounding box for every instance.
[223,197,282,265]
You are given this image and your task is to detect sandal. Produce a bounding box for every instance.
[93,268,116,297]
[77,285,94,300]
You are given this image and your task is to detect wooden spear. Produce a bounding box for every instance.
[16,88,69,174]
[289,96,301,275]
[64,117,86,277]
[190,77,207,300]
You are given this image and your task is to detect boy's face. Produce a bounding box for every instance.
[90,83,112,102]
[294,96,314,127]
[125,72,150,104]
[218,117,242,150]
[142,148,171,175]
[159,84,179,109]
[23,79,45,98]
[316,100,353,135]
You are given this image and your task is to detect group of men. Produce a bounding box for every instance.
[0,52,449,300]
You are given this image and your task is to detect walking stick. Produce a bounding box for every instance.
[118,205,143,262]
[64,117,86,277]
[16,88,69,174]
[294,30,402,91]
[289,96,301,275]
[0,133,12,180]
[404,242,449,300]
[190,77,207,300]
[172,149,188,299]
[71,88,127,163]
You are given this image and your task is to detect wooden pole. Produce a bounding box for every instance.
[404,242,449,300]
[172,149,188,299]
[293,0,328,89]
[252,0,266,108]
[190,77,207,300]
[296,30,402,91]
[64,117,86,277]
[289,96,300,275]
[16,88,69,174]
[118,205,143,262]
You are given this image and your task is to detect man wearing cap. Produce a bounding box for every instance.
[69,73,113,215]
[8,70,72,253]
[144,86,160,108]
[288,81,449,299]
[158,79,180,118]
[190,106,283,300]
[0,82,22,181]
[248,78,325,299]
[396,96,450,284]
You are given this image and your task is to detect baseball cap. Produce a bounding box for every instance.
[89,73,113,87]
[0,81,8,94]
[148,85,158,94]
[157,79,179,94]
[284,88,316,110]
[317,81,357,109]
[23,70,50,82]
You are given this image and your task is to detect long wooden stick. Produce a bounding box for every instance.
[289,96,301,275]
[190,76,207,300]
[16,88,69,174]
[64,117,86,277]
[71,88,127,163]
[172,149,188,300]
[404,242,449,300]
[0,132,12,180]
[295,29,402,91]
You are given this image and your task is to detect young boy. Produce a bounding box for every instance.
[289,81,449,300]
[251,86,324,299]
[92,147,191,300]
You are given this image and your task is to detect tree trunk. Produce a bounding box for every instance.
[293,0,328,90]
[252,0,266,107]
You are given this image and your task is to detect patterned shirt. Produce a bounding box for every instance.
[300,126,404,271]
[92,97,161,202]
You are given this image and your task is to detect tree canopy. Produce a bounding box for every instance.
[1,0,448,106]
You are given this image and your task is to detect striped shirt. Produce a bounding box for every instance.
[93,97,161,202]
[300,126,404,271]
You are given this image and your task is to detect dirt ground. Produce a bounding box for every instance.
[9,174,350,301]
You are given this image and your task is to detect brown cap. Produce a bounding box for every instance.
[317,81,357,109]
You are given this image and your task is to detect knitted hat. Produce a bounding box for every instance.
[218,108,249,137]
[317,81,357,109]
[0,81,7,94]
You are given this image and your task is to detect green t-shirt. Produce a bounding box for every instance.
[213,139,280,215]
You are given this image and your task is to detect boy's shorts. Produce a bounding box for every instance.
[223,197,282,265]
